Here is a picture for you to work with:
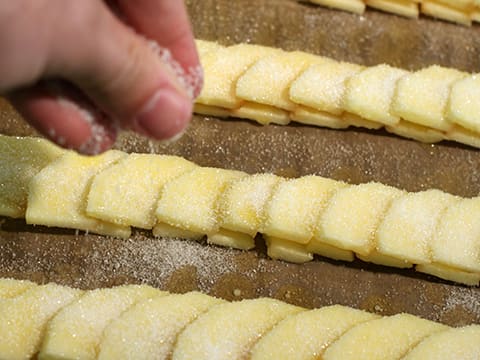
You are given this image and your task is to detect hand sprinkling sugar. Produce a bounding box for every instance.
[0,0,202,155]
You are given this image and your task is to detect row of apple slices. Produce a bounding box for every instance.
[307,0,480,26]
[0,135,478,285]
[194,39,480,148]
[1,277,479,360]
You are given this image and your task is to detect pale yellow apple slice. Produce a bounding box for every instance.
[195,39,223,59]
[197,43,279,109]
[309,0,366,14]
[343,64,408,126]
[262,176,346,244]
[265,235,314,263]
[0,135,64,218]
[290,106,349,129]
[421,1,472,26]
[154,167,246,238]
[231,102,290,125]
[376,189,460,264]
[447,124,480,148]
[391,65,467,131]
[403,325,480,359]
[323,313,449,360]
[0,278,36,299]
[341,113,384,129]
[307,240,355,261]
[209,174,283,250]
[87,154,196,229]
[430,197,480,273]
[98,292,224,360]
[434,0,474,10]
[26,150,130,237]
[446,75,480,133]
[38,285,164,360]
[290,61,363,116]
[386,120,444,143]
[193,103,231,118]
[366,0,419,17]
[416,263,480,286]
[236,51,330,111]
[473,10,480,22]
[0,283,82,360]
[172,298,304,360]
[357,251,413,268]
[318,182,404,256]
[251,305,379,360]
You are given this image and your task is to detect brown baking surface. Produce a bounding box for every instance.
[0,0,479,326]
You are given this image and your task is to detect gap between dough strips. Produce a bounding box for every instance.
[306,0,480,26]
[0,277,479,359]
[194,39,480,148]
[1,134,479,286]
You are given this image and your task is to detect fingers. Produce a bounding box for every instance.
[115,0,203,98]
[1,0,197,153]
[8,81,117,155]
[45,1,193,141]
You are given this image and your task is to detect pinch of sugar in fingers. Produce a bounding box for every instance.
[149,40,203,100]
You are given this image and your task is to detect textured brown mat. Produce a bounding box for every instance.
[0,0,479,326]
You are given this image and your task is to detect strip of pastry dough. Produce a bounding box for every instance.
[195,40,480,149]
[3,135,480,285]
[1,278,480,359]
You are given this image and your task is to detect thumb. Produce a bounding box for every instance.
[47,1,193,140]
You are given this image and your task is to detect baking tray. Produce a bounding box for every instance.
[0,0,479,326]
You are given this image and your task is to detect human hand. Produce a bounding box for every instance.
[0,0,201,154]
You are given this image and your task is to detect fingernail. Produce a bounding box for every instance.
[135,89,192,140]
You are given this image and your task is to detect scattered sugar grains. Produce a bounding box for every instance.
[83,235,239,291]
[148,40,204,100]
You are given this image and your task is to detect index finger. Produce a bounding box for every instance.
[115,0,202,97]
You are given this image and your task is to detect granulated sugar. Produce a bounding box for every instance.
[83,235,239,291]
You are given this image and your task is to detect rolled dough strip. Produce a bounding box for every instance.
[1,278,478,359]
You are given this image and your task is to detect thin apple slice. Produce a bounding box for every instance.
[237,51,330,111]
[197,43,280,109]
[98,292,224,360]
[0,278,37,299]
[155,167,246,238]
[386,120,444,143]
[421,1,472,26]
[376,189,459,264]
[391,65,467,131]
[263,176,346,244]
[39,285,164,360]
[26,150,130,237]
[431,197,480,273]
[195,39,223,59]
[290,61,363,116]
[0,283,82,360]
[366,0,419,17]
[251,305,379,360]
[87,154,195,229]
[446,74,480,133]
[210,174,284,250]
[172,298,304,360]
[318,182,404,256]
[416,263,480,286]
[343,64,408,126]
[309,0,366,13]
[404,325,480,359]
[323,313,448,360]
[265,236,314,263]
